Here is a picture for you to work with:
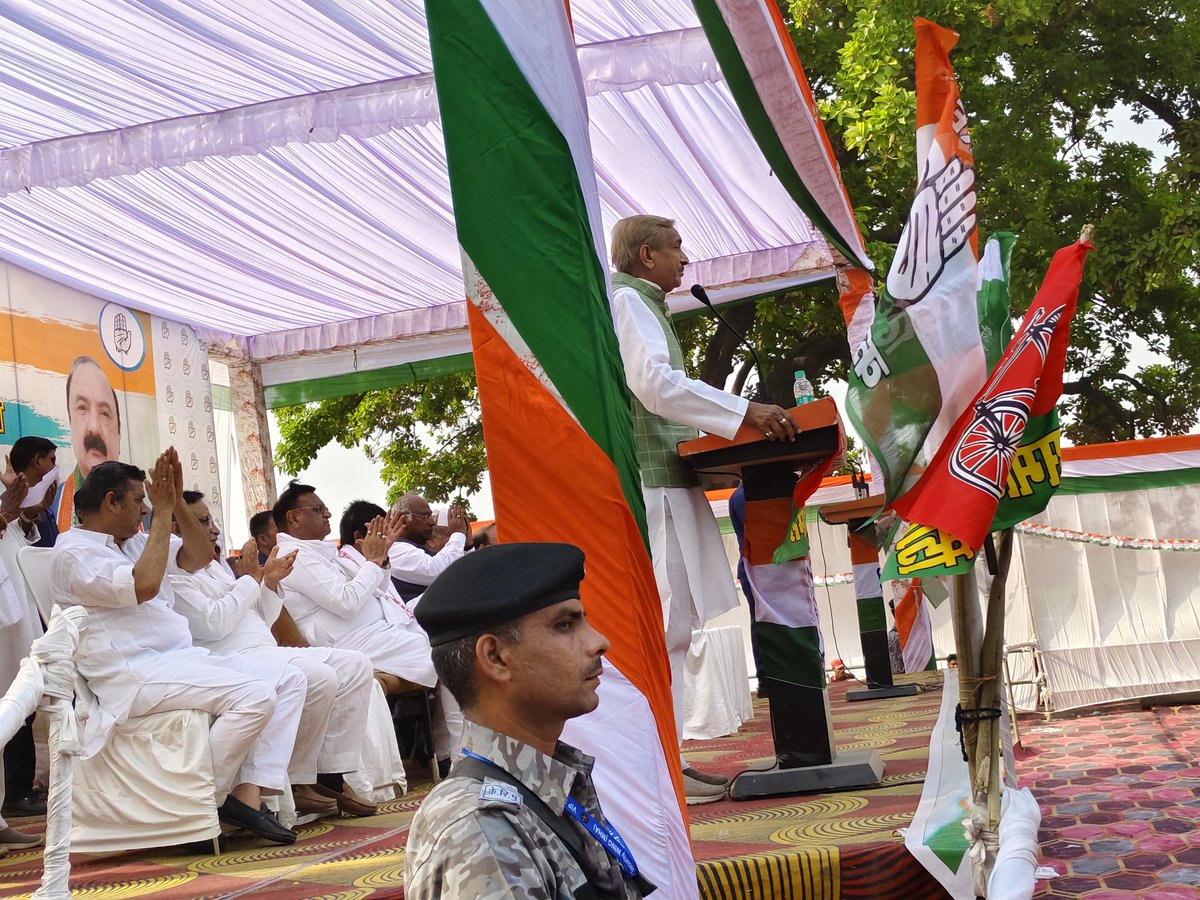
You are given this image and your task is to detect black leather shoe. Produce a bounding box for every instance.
[1,794,46,818]
[217,796,296,845]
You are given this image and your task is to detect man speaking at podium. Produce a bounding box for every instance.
[609,215,796,803]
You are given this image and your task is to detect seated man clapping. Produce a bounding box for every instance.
[273,484,461,771]
[169,490,375,817]
[50,450,304,843]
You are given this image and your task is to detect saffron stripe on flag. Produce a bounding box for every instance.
[428,1,694,893]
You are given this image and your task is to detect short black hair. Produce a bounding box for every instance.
[249,510,274,539]
[430,621,523,711]
[10,436,56,474]
[73,461,145,517]
[182,490,204,505]
[65,355,122,429]
[946,653,957,663]
[339,499,386,547]
[272,479,316,532]
[472,522,497,550]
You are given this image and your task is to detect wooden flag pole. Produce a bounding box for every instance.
[977,528,1014,829]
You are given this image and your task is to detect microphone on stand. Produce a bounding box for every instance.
[689,283,773,404]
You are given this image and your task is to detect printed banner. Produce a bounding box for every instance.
[0,261,220,532]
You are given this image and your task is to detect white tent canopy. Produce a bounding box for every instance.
[0,0,843,390]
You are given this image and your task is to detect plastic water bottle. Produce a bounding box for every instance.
[793,370,814,406]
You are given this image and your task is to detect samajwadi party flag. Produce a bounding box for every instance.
[842,18,985,505]
[426,1,694,895]
[887,239,1094,578]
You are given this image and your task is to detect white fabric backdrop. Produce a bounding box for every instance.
[1018,483,1200,710]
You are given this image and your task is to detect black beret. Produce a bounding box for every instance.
[414,542,586,646]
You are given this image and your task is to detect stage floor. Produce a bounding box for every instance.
[3,675,1198,899]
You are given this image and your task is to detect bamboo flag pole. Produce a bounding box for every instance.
[951,566,984,784]
[976,528,1014,829]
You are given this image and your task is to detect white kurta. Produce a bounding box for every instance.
[49,529,300,799]
[387,532,466,587]
[276,533,436,687]
[0,521,44,691]
[612,280,747,731]
[337,544,464,759]
[170,560,374,779]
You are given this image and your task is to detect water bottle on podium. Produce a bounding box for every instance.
[792,369,814,407]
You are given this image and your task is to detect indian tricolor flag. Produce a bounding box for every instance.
[692,0,871,270]
[426,1,693,895]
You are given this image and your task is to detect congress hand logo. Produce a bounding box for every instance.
[886,105,976,309]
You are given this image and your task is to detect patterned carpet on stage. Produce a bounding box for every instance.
[685,673,948,900]
[5,675,1200,899]
[1024,700,1200,898]
[0,673,948,899]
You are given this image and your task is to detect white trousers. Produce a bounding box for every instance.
[431,684,464,760]
[240,645,373,782]
[130,656,306,804]
[644,486,739,748]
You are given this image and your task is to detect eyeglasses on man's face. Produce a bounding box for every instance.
[296,503,331,516]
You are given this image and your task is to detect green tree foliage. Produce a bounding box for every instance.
[764,0,1199,443]
[273,372,484,505]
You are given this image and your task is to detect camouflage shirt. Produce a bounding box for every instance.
[405,720,646,900]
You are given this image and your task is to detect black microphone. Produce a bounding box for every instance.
[689,283,772,404]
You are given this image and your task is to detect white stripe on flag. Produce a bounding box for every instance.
[853,561,881,599]
[745,558,820,631]
[977,234,1004,288]
[901,595,933,674]
[561,662,697,895]
[1063,450,1200,478]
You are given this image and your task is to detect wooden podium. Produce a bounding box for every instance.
[679,398,884,798]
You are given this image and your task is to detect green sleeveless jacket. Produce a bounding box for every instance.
[612,271,700,488]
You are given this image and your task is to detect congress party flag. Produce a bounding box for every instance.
[841,18,986,506]
[978,232,1016,374]
[426,1,693,894]
[886,238,1093,579]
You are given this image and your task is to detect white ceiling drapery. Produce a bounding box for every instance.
[0,1,835,379]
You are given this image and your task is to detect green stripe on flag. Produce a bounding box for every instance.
[1058,467,1200,495]
[690,0,864,266]
[427,0,647,536]
[756,623,824,689]
[977,232,1016,374]
[857,596,888,633]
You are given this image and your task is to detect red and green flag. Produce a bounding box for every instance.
[885,239,1093,579]
[426,1,692,893]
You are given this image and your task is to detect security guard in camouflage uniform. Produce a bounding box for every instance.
[406,543,655,899]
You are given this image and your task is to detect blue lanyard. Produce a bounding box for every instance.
[461,748,639,878]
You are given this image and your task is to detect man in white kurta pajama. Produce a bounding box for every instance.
[49,452,305,843]
[609,215,798,803]
[168,491,374,815]
[0,479,49,850]
[272,484,461,766]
